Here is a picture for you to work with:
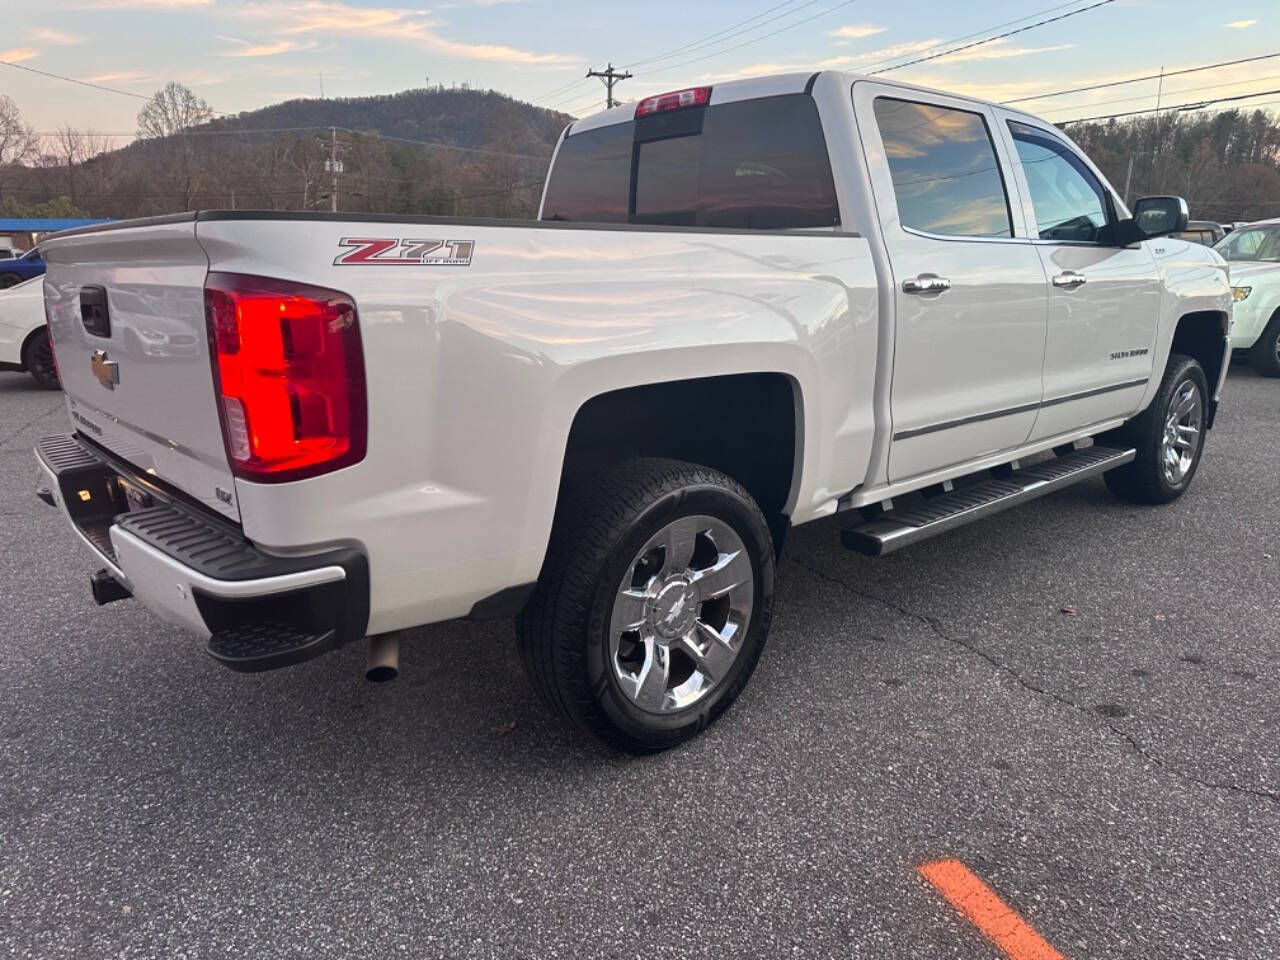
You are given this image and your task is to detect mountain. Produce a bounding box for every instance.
[201,86,571,161]
[6,86,574,221]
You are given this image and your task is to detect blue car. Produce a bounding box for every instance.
[0,248,45,289]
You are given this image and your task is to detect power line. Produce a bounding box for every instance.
[631,0,861,79]
[31,124,550,160]
[0,57,234,116]
[1003,51,1280,104]
[867,0,1116,75]
[856,0,1089,72]
[3,53,555,158]
[1035,73,1280,118]
[536,5,817,109]
[529,76,593,106]
[32,125,341,139]
[1059,87,1280,125]
[624,0,815,70]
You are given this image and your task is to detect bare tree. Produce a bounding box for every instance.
[45,127,118,206]
[136,82,213,140]
[0,95,38,203]
[136,82,213,210]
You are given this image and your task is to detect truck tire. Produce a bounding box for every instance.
[1249,311,1280,378]
[22,328,60,390]
[517,458,775,753]
[1103,353,1208,505]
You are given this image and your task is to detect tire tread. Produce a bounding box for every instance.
[516,457,773,752]
[1102,353,1207,504]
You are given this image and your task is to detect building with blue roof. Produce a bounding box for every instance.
[0,218,110,253]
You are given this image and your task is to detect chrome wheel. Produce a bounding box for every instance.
[1161,378,1202,485]
[608,514,754,715]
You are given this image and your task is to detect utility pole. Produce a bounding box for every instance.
[323,126,343,212]
[586,63,632,109]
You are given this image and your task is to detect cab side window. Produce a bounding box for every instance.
[873,97,1013,239]
[1008,121,1110,243]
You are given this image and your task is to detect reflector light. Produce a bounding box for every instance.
[635,86,712,118]
[43,297,60,382]
[204,273,367,483]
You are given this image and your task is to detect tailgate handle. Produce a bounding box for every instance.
[80,285,111,337]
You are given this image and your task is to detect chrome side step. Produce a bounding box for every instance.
[841,445,1135,557]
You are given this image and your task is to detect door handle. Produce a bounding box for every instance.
[1052,271,1087,289]
[902,275,951,295]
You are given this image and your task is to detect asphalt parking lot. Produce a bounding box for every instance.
[2,366,1278,960]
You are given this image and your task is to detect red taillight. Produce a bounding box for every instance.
[635,86,711,118]
[204,272,366,483]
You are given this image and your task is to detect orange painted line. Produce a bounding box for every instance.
[919,859,1066,960]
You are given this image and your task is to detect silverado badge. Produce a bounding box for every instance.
[91,349,119,390]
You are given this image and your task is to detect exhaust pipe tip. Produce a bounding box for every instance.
[365,634,400,683]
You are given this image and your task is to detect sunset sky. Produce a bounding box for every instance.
[2,0,1275,142]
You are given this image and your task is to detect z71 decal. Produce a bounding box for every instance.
[334,238,474,266]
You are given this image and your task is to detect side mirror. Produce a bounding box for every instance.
[1132,195,1190,237]
[1102,195,1189,246]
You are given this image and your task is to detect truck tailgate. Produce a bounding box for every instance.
[41,217,239,521]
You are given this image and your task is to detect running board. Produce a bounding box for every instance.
[841,445,1135,557]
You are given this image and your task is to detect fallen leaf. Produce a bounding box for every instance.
[490,720,517,737]
[1060,605,1077,617]
[121,905,131,916]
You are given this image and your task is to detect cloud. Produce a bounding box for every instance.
[238,1,576,65]
[29,28,85,44]
[854,38,946,63]
[0,48,39,63]
[939,40,1075,63]
[82,70,158,84]
[830,24,885,40]
[70,0,213,7]
[1224,19,1257,28]
[221,39,320,57]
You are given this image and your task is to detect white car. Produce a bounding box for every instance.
[0,277,59,389]
[1213,220,1280,376]
[34,71,1230,751]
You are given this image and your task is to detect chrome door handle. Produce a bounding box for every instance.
[902,275,951,294]
[1052,271,1087,288]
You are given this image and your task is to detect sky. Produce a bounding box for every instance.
[1,0,1277,144]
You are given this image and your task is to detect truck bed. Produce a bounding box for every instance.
[41,211,878,632]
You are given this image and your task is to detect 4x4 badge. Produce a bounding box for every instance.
[91,349,119,390]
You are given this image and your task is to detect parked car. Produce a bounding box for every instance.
[1213,219,1280,376]
[1173,220,1225,246]
[34,71,1230,751]
[0,276,59,389]
[0,247,46,289]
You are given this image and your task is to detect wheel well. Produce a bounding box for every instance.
[1171,311,1227,425]
[562,373,799,548]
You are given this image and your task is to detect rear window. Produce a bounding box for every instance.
[540,94,840,230]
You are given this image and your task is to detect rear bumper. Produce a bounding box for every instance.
[35,433,369,664]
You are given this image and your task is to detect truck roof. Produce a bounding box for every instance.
[570,69,1045,135]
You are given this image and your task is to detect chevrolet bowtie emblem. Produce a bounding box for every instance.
[91,349,119,390]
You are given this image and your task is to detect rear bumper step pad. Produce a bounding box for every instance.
[206,622,339,674]
[842,445,1136,556]
[36,433,370,673]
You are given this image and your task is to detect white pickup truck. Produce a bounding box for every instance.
[36,72,1230,751]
